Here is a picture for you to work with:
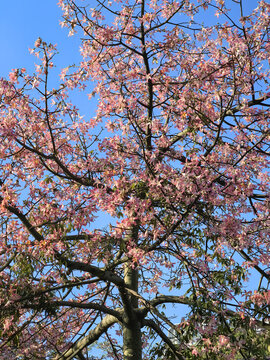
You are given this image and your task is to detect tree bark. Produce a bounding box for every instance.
[123,225,142,360]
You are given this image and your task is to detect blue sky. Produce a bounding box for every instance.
[0,1,81,77]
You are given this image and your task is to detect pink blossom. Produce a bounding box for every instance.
[218,335,230,347]
[34,37,42,47]
[192,348,199,356]
[9,70,18,83]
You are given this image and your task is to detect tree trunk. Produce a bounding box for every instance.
[123,225,142,360]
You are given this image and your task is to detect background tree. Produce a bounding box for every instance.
[0,0,270,359]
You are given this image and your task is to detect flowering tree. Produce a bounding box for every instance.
[0,0,270,359]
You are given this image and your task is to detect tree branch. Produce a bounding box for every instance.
[143,319,185,360]
[52,300,123,322]
[56,254,126,287]
[0,195,43,242]
[53,314,119,360]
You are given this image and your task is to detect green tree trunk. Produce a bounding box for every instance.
[123,225,142,360]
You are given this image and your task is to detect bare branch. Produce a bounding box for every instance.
[54,315,119,360]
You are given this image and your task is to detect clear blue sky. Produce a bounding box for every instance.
[0,0,81,77]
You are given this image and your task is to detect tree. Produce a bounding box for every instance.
[0,0,269,358]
